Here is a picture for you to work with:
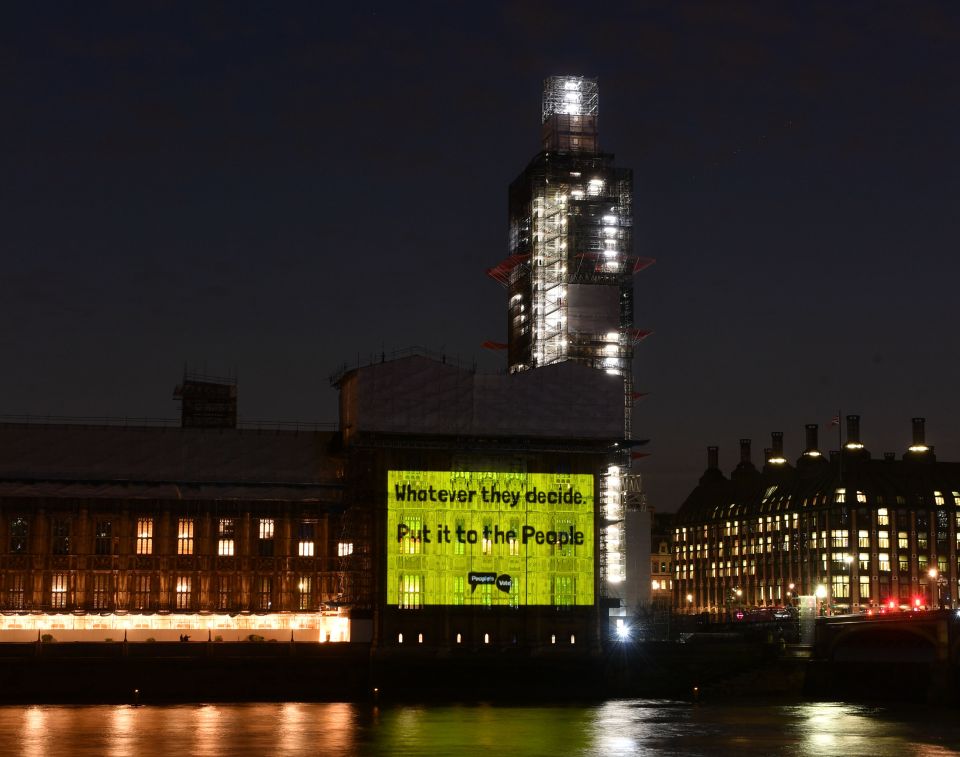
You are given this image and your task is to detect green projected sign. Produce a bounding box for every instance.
[386,471,594,607]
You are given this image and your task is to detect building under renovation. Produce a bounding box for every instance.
[488,76,652,603]
[0,354,623,649]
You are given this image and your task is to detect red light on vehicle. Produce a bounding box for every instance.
[887,599,896,609]
[914,597,922,607]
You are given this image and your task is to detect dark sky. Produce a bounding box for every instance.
[2,1,958,511]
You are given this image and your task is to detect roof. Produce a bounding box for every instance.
[675,451,960,525]
[339,354,625,442]
[0,423,341,495]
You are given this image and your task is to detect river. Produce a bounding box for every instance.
[1,700,959,756]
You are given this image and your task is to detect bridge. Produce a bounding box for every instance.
[809,610,959,701]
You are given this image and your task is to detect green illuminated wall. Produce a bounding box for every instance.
[386,470,594,607]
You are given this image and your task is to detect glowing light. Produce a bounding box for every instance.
[845,442,864,450]
[909,445,930,453]
[815,585,828,599]
[768,456,787,465]
[804,450,822,457]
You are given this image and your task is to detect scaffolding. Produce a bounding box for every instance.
[492,76,656,595]
[542,75,598,122]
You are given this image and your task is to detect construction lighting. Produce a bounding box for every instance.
[615,619,630,640]
[768,456,787,465]
[804,450,822,457]
[909,445,930,453]
[845,442,864,450]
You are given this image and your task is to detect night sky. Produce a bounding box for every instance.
[2,2,958,511]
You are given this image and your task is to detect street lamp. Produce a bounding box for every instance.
[928,567,946,609]
[686,593,693,613]
[815,584,828,617]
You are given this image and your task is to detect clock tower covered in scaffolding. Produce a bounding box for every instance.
[487,76,652,591]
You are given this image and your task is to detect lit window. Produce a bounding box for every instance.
[51,573,67,609]
[402,517,422,555]
[218,519,235,556]
[553,575,575,608]
[7,574,25,610]
[298,521,315,557]
[830,529,848,548]
[859,553,870,571]
[509,519,520,556]
[136,518,153,555]
[453,576,465,606]
[859,576,870,598]
[93,574,110,610]
[177,519,194,555]
[878,553,891,572]
[878,530,890,549]
[400,574,422,609]
[258,519,274,557]
[298,576,312,611]
[831,575,850,598]
[898,531,909,550]
[935,491,945,506]
[877,508,889,526]
[858,530,870,548]
[175,575,191,610]
[337,542,354,557]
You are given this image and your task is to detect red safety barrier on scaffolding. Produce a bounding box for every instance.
[632,256,656,274]
[631,391,649,401]
[631,451,651,460]
[485,254,530,286]
[482,341,508,350]
[629,329,653,344]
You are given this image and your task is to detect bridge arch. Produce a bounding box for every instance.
[828,624,938,663]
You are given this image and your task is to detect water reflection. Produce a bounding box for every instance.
[3,700,960,756]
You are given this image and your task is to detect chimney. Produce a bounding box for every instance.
[707,446,719,470]
[767,432,787,466]
[846,415,860,443]
[740,438,752,465]
[805,424,819,453]
[845,415,863,450]
[912,417,926,446]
